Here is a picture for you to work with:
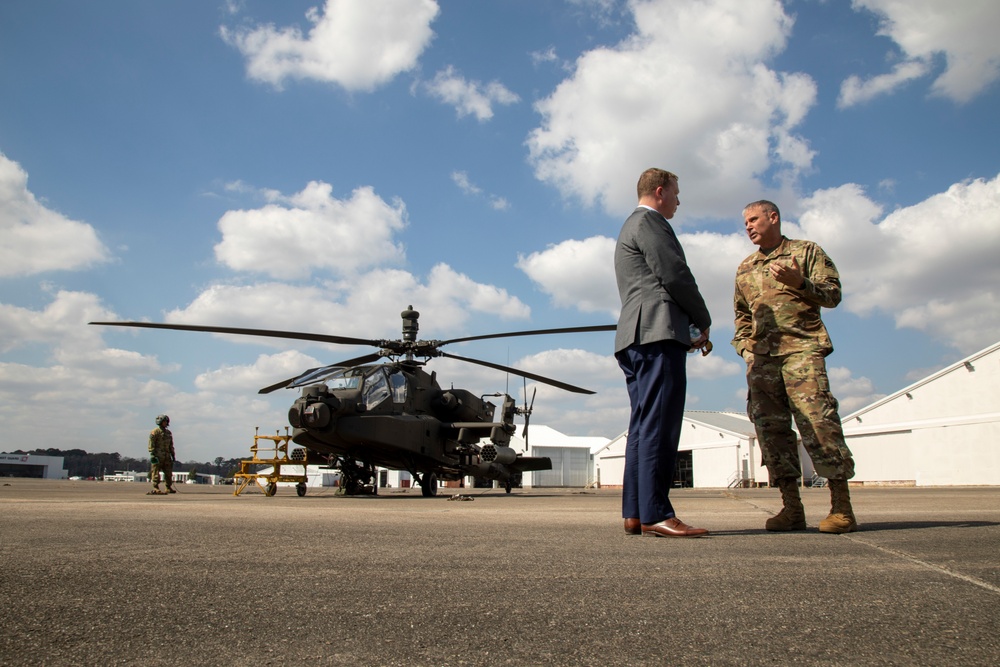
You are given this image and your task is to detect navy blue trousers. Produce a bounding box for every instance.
[617,340,688,525]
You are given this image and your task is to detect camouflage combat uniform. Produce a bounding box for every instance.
[732,236,855,481]
[149,425,176,491]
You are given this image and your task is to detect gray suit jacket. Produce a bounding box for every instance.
[614,207,711,354]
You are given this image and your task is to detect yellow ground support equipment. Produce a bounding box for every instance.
[233,427,308,497]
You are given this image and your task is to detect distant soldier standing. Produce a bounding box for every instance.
[148,414,176,495]
[732,200,857,533]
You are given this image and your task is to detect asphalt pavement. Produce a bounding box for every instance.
[1,479,998,666]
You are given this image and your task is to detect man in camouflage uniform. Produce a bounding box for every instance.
[732,200,857,534]
[148,414,177,495]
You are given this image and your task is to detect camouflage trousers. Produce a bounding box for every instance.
[150,457,174,488]
[746,351,855,481]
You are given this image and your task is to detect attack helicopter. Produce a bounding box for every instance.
[91,306,615,496]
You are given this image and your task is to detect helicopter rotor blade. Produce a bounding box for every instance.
[89,321,381,348]
[326,352,386,368]
[258,352,385,394]
[438,351,596,395]
[439,324,616,347]
[91,316,611,395]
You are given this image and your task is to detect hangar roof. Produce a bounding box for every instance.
[844,339,1000,422]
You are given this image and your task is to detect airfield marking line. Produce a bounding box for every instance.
[725,491,1000,596]
[843,535,1000,597]
[723,492,775,514]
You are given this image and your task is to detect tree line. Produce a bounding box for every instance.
[22,448,246,480]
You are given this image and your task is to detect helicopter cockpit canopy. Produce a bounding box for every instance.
[289,365,363,389]
[290,364,407,411]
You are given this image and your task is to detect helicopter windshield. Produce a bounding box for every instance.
[326,371,364,390]
[288,365,366,390]
[388,369,407,403]
[362,367,392,410]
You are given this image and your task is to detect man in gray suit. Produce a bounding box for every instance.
[615,168,712,538]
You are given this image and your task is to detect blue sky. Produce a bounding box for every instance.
[2,0,999,463]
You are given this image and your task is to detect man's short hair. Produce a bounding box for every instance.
[744,199,780,219]
[637,168,678,199]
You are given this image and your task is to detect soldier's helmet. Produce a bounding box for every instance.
[155,414,170,427]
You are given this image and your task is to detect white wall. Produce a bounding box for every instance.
[848,422,1000,486]
[594,436,625,488]
[843,344,1000,486]
[595,448,625,489]
[692,444,739,488]
[594,416,766,489]
[0,454,68,479]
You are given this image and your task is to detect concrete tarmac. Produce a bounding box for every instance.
[1,480,999,666]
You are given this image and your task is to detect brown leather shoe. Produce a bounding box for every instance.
[642,517,709,538]
[624,518,641,535]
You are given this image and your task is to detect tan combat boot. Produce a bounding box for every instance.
[765,477,807,531]
[819,479,858,533]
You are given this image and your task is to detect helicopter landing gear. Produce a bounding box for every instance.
[504,479,512,494]
[420,472,438,497]
[338,458,378,495]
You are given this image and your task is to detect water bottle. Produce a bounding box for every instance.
[688,324,700,353]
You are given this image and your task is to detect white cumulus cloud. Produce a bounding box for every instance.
[424,66,520,121]
[221,0,439,91]
[842,0,1000,105]
[214,181,407,280]
[194,350,323,394]
[527,0,815,219]
[1,289,114,354]
[838,60,930,108]
[517,237,618,316]
[451,171,481,195]
[450,171,512,211]
[790,175,1000,354]
[0,153,110,277]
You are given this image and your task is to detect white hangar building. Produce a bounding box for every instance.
[842,340,1000,486]
[595,412,774,490]
[511,425,610,489]
[596,340,1000,489]
[0,453,68,479]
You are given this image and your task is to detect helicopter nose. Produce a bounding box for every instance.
[288,393,341,429]
[304,402,331,428]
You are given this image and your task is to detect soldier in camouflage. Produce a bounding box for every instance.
[148,414,176,495]
[732,200,857,534]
